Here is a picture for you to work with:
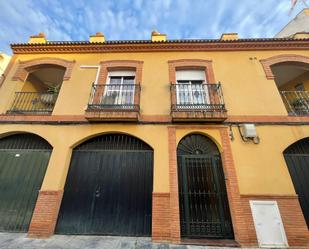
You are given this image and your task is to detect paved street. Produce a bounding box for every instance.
[0,233,261,249]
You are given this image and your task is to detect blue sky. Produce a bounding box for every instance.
[0,0,306,54]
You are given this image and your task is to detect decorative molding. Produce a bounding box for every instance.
[0,114,309,124]
[260,54,309,80]
[10,40,309,54]
[226,115,309,123]
[98,60,143,84]
[167,59,228,121]
[168,59,215,83]
[12,57,75,82]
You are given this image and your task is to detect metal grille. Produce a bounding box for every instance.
[75,134,152,151]
[171,83,226,112]
[284,137,309,154]
[7,92,58,114]
[280,91,309,116]
[177,134,219,156]
[177,134,233,239]
[56,134,153,236]
[0,134,51,232]
[0,133,52,150]
[87,84,140,111]
[284,137,309,228]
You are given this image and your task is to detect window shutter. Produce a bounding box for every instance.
[108,71,136,77]
[176,70,206,81]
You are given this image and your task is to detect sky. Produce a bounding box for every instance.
[0,0,306,54]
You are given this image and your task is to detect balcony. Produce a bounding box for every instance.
[170,83,227,121]
[7,92,58,115]
[85,83,140,121]
[280,91,309,116]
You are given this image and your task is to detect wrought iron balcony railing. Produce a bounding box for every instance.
[280,91,309,116]
[7,92,58,114]
[171,83,226,112]
[87,83,140,112]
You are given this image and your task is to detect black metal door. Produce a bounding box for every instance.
[0,134,52,232]
[177,134,233,239]
[284,137,309,228]
[56,134,153,236]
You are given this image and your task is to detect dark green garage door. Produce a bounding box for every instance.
[284,137,309,229]
[56,134,153,236]
[0,133,52,232]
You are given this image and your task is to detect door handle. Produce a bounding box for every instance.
[95,187,101,197]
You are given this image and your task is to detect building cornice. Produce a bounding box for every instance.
[10,39,309,54]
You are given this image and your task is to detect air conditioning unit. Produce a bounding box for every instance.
[239,124,260,144]
[241,124,257,138]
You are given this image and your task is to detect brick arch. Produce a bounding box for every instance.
[12,57,75,82]
[168,59,215,83]
[98,60,144,84]
[176,131,223,152]
[260,54,309,80]
[69,130,153,150]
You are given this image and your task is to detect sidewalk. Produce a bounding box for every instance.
[0,233,259,249]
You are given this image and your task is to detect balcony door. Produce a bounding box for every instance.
[176,70,209,108]
[102,71,135,108]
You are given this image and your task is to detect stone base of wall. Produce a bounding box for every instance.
[239,195,309,248]
[27,188,308,247]
[152,192,309,247]
[28,190,63,238]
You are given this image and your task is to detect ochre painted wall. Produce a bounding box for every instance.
[0,50,309,198]
[1,50,309,116]
[0,124,169,193]
[230,125,309,195]
[0,124,307,196]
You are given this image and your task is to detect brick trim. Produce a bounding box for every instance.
[87,60,143,120]
[220,128,309,247]
[152,193,171,241]
[219,128,251,245]
[167,59,223,121]
[226,115,309,123]
[12,57,75,82]
[168,59,215,84]
[260,54,309,80]
[139,115,172,122]
[98,60,143,85]
[11,39,309,54]
[28,190,63,238]
[0,114,309,124]
[168,127,181,243]
[239,195,309,247]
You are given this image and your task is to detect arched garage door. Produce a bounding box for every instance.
[284,137,309,228]
[0,133,52,232]
[56,134,153,236]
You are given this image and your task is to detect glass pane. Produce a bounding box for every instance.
[123,76,135,85]
[176,83,191,105]
[109,77,122,84]
[191,83,204,104]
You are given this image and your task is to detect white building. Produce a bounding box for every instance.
[275,8,309,38]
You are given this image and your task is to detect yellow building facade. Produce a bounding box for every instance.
[0,31,308,248]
